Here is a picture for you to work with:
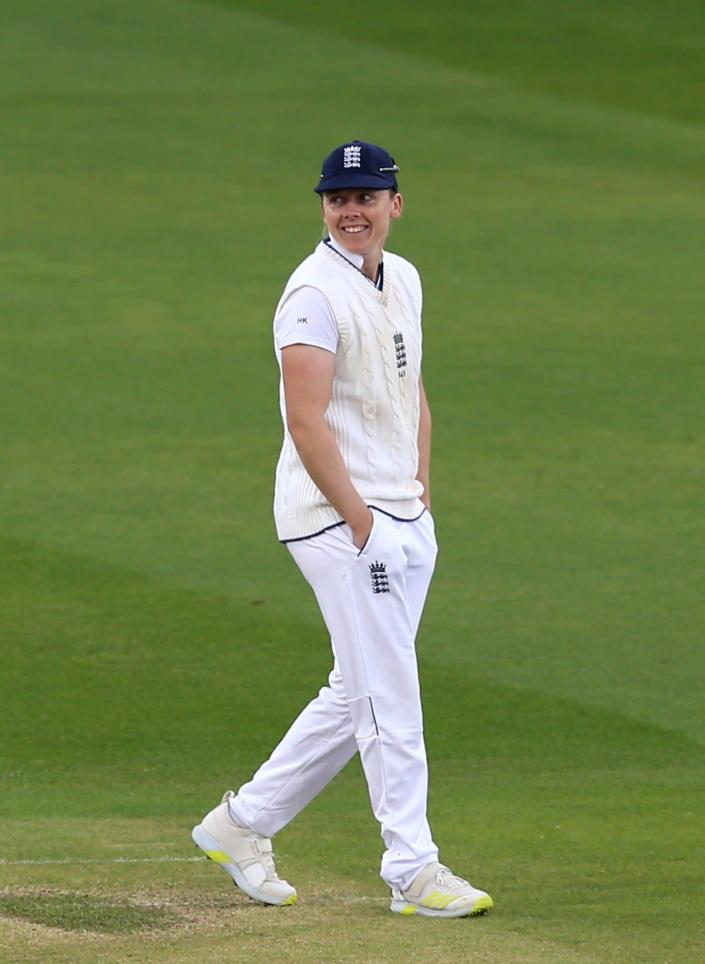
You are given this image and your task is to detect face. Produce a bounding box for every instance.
[321,189,403,261]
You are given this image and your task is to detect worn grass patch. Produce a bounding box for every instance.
[0,881,587,964]
[0,889,176,935]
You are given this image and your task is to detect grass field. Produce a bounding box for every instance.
[2,0,705,960]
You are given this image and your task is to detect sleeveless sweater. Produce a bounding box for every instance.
[273,241,425,541]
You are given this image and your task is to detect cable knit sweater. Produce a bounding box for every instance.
[273,241,425,541]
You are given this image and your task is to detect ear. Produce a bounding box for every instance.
[390,192,404,220]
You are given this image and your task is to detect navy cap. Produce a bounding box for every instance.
[314,140,400,194]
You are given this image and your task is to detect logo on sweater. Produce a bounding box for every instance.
[394,332,407,377]
[296,316,308,324]
[369,561,390,594]
[343,145,362,168]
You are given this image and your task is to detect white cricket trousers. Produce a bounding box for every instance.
[230,507,439,891]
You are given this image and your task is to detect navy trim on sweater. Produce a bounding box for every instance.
[279,520,346,544]
[323,238,384,290]
[278,505,427,545]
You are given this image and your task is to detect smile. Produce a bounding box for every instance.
[342,225,368,233]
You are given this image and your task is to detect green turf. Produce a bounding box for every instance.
[211,0,705,125]
[1,0,704,960]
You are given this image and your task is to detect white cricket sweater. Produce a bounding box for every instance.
[273,240,425,541]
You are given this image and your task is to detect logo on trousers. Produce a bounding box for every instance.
[369,561,389,594]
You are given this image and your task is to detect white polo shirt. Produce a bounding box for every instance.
[274,236,383,355]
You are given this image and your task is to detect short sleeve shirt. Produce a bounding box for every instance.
[274,286,339,355]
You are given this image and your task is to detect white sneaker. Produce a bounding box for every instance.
[390,862,493,918]
[192,791,297,906]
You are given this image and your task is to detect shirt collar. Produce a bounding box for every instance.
[324,233,365,269]
[323,235,384,290]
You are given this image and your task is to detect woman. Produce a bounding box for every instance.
[192,141,493,919]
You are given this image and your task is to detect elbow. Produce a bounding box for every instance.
[286,412,306,438]
[286,412,323,445]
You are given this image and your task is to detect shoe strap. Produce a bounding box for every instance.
[406,861,444,896]
[251,837,273,856]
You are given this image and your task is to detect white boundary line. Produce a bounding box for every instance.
[0,857,206,866]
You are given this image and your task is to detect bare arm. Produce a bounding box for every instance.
[417,374,432,511]
[281,344,373,548]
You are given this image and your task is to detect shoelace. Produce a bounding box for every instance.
[434,866,470,891]
[259,849,280,881]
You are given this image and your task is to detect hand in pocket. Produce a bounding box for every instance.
[352,508,375,552]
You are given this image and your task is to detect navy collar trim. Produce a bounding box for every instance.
[322,238,384,291]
